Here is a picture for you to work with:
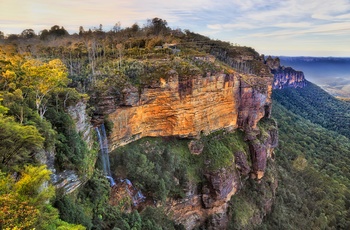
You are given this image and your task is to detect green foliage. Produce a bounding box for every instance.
[140,206,185,230]
[202,136,233,169]
[0,114,44,170]
[228,159,277,230]
[260,101,350,229]
[54,170,180,229]
[202,130,247,170]
[110,137,192,201]
[273,81,350,139]
[45,106,92,174]
[230,196,257,228]
[54,196,92,229]
[0,165,84,229]
[109,130,248,204]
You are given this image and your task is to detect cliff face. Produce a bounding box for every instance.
[103,73,272,151]
[93,69,276,228]
[272,67,307,89]
[266,56,307,89]
[43,100,95,195]
[166,163,240,229]
[166,119,278,229]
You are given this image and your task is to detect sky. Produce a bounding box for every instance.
[1,0,350,57]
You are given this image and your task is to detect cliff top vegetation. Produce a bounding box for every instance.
[0,18,271,96]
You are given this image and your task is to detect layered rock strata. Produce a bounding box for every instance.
[105,72,273,152]
[166,163,240,229]
[265,56,307,89]
[94,70,276,229]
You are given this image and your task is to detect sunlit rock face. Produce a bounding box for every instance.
[108,74,239,149]
[93,70,276,229]
[102,73,273,151]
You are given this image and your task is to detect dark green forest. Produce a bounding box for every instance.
[272,81,350,138]
[259,87,350,229]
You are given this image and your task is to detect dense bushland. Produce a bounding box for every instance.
[272,81,350,138]
[259,100,350,229]
[109,130,249,203]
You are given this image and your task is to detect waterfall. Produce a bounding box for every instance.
[95,124,115,187]
[95,124,145,205]
[122,179,146,206]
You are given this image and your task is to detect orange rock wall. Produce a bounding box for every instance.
[109,74,243,150]
[104,72,275,229]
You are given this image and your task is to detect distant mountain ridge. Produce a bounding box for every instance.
[265,56,307,89]
[278,56,350,62]
[273,56,350,98]
[269,55,350,138]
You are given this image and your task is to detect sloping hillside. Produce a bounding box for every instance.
[272,82,350,139]
[259,87,350,229]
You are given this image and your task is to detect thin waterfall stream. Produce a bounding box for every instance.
[95,124,115,186]
[95,124,145,205]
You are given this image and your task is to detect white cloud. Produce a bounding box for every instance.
[207,22,258,30]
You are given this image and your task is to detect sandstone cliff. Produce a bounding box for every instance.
[97,72,273,152]
[92,62,277,228]
[266,56,307,89]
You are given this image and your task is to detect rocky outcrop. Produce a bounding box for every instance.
[166,163,240,230]
[40,100,95,195]
[248,119,278,179]
[265,56,307,89]
[67,100,94,148]
[237,78,272,131]
[164,119,278,229]
[93,63,276,229]
[272,67,307,89]
[97,72,273,151]
[37,149,82,194]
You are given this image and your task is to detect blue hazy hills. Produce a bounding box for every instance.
[277,56,350,98]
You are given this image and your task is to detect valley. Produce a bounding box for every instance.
[278,56,350,98]
[0,19,349,229]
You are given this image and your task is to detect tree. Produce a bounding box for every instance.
[0,114,44,169]
[6,34,19,41]
[112,22,121,32]
[79,26,85,35]
[21,29,36,39]
[147,18,168,35]
[0,98,8,114]
[0,165,85,229]
[49,25,68,37]
[39,29,49,40]
[131,23,140,33]
[21,59,70,118]
[116,43,124,70]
